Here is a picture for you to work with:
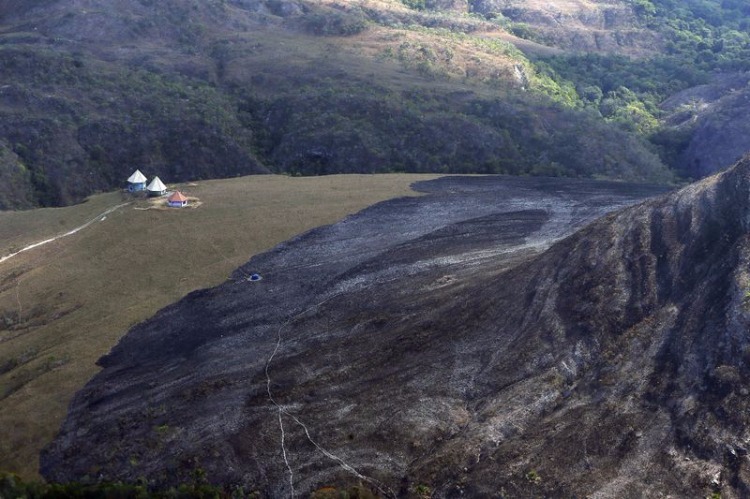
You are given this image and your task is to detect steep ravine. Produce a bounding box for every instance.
[40,164,750,496]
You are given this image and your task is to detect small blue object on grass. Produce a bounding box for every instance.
[249,273,262,282]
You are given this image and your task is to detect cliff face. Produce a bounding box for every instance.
[661,74,750,179]
[42,162,750,496]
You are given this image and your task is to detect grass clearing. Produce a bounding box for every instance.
[0,173,439,480]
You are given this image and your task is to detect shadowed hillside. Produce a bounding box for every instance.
[5,0,750,208]
[0,0,678,209]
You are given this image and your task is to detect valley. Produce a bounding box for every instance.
[3,0,736,209]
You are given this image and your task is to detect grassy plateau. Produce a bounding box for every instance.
[0,173,439,480]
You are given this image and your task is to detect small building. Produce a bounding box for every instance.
[146,176,167,197]
[127,170,147,192]
[167,190,188,208]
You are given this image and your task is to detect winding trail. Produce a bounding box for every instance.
[0,202,131,266]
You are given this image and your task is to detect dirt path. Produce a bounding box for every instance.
[0,202,131,265]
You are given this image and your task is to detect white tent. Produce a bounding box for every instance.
[146,176,167,196]
[127,170,147,184]
[127,169,147,192]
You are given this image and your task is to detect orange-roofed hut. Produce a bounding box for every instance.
[167,190,188,208]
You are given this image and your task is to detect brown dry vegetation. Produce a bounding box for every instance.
[0,173,439,480]
[218,19,522,97]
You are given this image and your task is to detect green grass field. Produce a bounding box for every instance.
[0,173,439,480]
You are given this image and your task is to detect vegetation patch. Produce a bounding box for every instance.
[0,471,257,499]
[531,0,750,170]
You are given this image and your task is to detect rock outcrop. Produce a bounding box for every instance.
[42,160,750,497]
[661,74,750,178]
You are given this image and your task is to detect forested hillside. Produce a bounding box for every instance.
[532,0,750,176]
[1,0,750,208]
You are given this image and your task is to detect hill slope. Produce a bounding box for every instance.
[37,172,704,496]
[0,0,677,209]
[0,173,438,480]
[6,0,750,208]
[660,73,750,178]
[40,156,750,496]
[43,159,750,497]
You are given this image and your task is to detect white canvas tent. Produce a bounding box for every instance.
[146,176,167,197]
[127,170,147,191]
[127,170,147,184]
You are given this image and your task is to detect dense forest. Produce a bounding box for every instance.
[533,0,750,172]
[1,0,750,208]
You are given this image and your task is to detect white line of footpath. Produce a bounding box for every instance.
[0,202,132,265]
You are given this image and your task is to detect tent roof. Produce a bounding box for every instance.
[127,169,147,183]
[168,191,188,202]
[147,176,167,192]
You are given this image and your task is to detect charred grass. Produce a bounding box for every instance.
[0,173,438,479]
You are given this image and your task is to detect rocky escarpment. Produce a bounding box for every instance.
[41,160,750,497]
[661,73,750,179]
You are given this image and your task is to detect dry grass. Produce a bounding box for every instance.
[219,11,525,99]
[0,173,439,480]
